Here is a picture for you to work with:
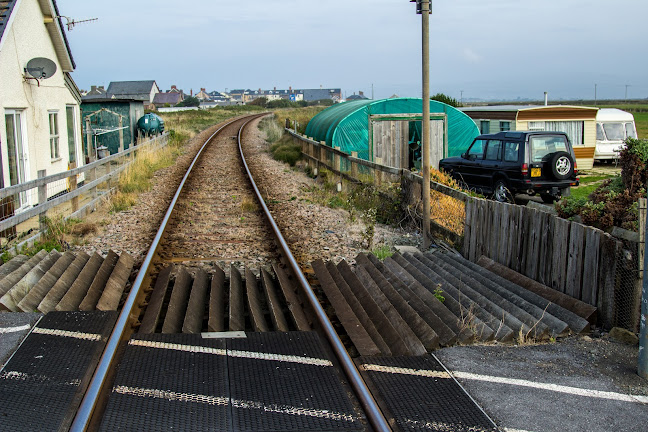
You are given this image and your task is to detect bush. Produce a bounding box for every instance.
[269,135,302,166]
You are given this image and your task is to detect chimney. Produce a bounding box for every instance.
[544,92,548,106]
[91,85,97,92]
[359,91,364,97]
[190,89,193,96]
[201,88,205,92]
[98,86,104,91]
[320,84,323,89]
[289,86,292,92]
[171,85,177,90]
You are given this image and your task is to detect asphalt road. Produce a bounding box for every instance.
[436,335,648,432]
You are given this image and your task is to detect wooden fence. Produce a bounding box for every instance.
[462,198,638,329]
[0,133,169,251]
[288,128,642,329]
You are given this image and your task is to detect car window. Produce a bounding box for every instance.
[625,122,637,139]
[468,139,486,159]
[529,135,569,162]
[596,123,606,141]
[503,141,519,162]
[484,140,502,161]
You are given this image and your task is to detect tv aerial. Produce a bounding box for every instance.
[56,15,98,31]
[23,57,57,86]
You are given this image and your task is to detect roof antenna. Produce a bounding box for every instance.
[55,15,98,31]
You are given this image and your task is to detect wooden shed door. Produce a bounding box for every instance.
[372,121,409,168]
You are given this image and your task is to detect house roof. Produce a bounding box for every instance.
[0,0,75,70]
[153,92,182,105]
[80,96,142,104]
[0,0,18,44]
[106,80,158,100]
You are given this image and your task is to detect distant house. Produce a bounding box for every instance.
[84,85,107,98]
[168,85,184,95]
[106,80,160,108]
[347,91,369,101]
[152,92,184,108]
[80,97,144,158]
[461,105,599,169]
[195,88,210,101]
[302,88,342,102]
[0,0,84,215]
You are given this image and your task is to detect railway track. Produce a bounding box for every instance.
[72,113,389,431]
[0,114,507,431]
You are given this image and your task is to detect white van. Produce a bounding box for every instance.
[595,108,637,161]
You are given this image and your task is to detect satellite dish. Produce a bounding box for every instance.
[24,57,57,79]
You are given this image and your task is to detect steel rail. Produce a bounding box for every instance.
[237,118,392,431]
[69,114,260,431]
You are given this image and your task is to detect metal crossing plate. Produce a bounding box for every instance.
[358,355,498,432]
[100,331,363,431]
[0,311,117,432]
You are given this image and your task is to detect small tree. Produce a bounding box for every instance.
[176,96,200,107]
[431,93,461,107]
[248,97,267,107]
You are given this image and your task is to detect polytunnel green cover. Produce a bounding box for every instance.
[305,98,479,161]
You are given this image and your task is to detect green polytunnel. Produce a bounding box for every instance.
[304,98,479,161]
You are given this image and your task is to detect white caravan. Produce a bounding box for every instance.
[595,108,637,161]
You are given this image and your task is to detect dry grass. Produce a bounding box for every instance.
[69,222,98,236]
[271,106,328,134]
[429,168,467,235]
[240,197,258,213]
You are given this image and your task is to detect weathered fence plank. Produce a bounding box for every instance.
[582,229,601,305]
[537,210,552,286]
[497,203,510,266]
[490,200,502,262]
[566,222,586,299]
[551,217,570,293]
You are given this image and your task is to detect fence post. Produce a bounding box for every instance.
[640,195,648,379]
[69,163,78,212]
[320,141,326,166]
[351,151,358,180]
[38,170,47,231]
[374,157,382,186]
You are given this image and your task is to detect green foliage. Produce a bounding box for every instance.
[176,96,200,107]
[372,244,393,260]
[259,117,283,143]
[433,286,445,302]
[431,93,461,107]
[248,97,268,107]
[269,135,302,166]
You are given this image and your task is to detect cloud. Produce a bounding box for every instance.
[461,48,482,64]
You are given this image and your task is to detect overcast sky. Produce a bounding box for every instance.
[56,0,646,101]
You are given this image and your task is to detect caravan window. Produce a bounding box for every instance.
[596,123,605,141]
[602,123,625,141]
[625,122,637,139]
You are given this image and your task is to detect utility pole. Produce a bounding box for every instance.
[641,194,648,379]
[594,84,597,105]
[460,90,464,106]
[625,84,630,103]
[411,0,432,249]
[372,83,374,100]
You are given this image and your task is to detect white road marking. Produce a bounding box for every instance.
[452,371,648,405]
[113,385,356,422]
[360,363,449,379]
[129,339,332,367]
[0,370,80,386]
[360,363,648,406]
[32,327,101,341]
[0,324,30,334]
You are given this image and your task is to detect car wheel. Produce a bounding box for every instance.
[493,179,513,203]
[540,193,557,204]
[549,151,574,180]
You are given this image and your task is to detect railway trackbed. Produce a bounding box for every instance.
[0,114,522,431]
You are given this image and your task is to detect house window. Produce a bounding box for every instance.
[500,121,511,132]
[66,106,77,164]
[49,111,60,159]
[480,120,490,134]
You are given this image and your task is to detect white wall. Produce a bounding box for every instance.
[0,0,81,200]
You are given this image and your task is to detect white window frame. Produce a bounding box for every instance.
[65,105,79,166]
[49,111,60,160]
[4,109,31,209]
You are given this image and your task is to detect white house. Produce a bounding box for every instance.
[0,0,83,213]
